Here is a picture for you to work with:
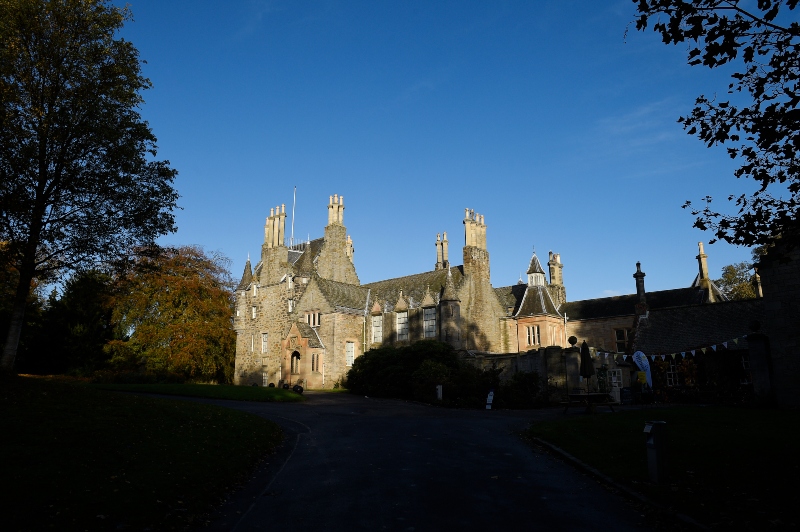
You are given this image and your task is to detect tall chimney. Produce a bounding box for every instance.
[442,231,449,267]
[435,233,443,270]
[633,261,646,305]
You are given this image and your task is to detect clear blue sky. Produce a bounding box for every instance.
[117,0,755,301]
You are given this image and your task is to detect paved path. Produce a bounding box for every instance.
[193,393,651,531]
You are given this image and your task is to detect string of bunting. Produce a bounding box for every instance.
[593,335,748,362]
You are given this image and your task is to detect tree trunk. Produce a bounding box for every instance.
[1,266,34,373]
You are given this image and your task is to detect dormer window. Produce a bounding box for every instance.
[306,311,321,327]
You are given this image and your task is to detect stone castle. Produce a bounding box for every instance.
[234,194,730,388]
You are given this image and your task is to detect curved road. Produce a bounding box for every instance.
[195,392,651,531]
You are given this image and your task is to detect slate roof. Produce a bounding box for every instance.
[527,253,546,275]
[515,284,562,317]
[236,259,252,291]
[316,276,370,312]
[559,287,713,320]
[363,266,465,311]
[631,298,763,355]
[291,238,325,275]
[295,321,324,348]
[494,283,527,313]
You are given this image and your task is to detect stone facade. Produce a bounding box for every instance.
[234,194,748,390]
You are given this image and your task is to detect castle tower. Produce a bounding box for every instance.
[261,204,289,284]
[547,251,566,306]
[315,194,360,284]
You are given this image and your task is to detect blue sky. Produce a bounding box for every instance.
[118,0,755,301]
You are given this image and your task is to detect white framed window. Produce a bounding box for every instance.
[526,325,540,346]
[423,308,436,338]
[609,369,622,388]
[253,285,258,297]
[250,334,255,353]
[666,360,680,386]
[346,342,355,366]
[251,306,257,319]
[396,312,408,341]
[261,333,268,353]
[306,311,322,327]
[262,372,268,386]
[288,299,294,312]
[372,315,383,343]
[614,329,630,353]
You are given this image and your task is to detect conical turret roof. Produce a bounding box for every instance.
[236,258,253,291]
[527,252,546,275]
[441,267,460,301]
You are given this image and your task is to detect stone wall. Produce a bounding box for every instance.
[567,315,637,353]
[759,248,800,406]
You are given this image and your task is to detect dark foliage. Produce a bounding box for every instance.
[346,340,544,408]
[634,0,800,250]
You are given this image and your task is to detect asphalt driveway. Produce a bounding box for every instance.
[194,392,651,531]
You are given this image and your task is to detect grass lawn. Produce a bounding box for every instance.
[91,382,306,402]
[1,375,283,531]
[526,406,800,530]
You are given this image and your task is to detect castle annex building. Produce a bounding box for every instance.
[234,194,729,388]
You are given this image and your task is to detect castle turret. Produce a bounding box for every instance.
[439,267,461,348]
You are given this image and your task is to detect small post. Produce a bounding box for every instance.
[643,421,667,483]
[486,389,495,410]
[436,384,443,401]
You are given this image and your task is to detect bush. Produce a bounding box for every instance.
[347,341,543,408]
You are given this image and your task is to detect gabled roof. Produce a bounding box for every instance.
[515,284,562,317]
[560,287,712,320]
[294,321,324,348]
[363,266,465,311]
[690,274,729,302]
[527,253,546,275]
[631,299,762,355]
[236,258,253,291]
[316,276,370,312]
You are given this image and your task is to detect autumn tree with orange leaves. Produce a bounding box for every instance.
[106,246,236,383]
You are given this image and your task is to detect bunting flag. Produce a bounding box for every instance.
[681,352,686,357]
[711,345,717,351]
[701,348,707,354]
[723,341,728,348]
[691,350,696,355]
[660,355,666,360]
[733,338,739,345]
[623,355,628,361]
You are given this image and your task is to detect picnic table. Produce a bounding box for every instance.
[562,392,618,414]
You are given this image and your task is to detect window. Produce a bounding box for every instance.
[346,342,355,366]
[423,308,436,338]
[253,285,258,297]
[306,312,322,327]
[262,372,268,386]
[549,325,557,346]
[526,325,540,346]
[372,315,383,343]
[251,306,257,319]
[288,299,294,312]
[614,329,630,353]
[396,312,408,341]
[250,335,254,353]
[609,369,622,388]
[261,333,268,353]
[236,306,240,317]
[666,360,680,386]
[291,352,300,374]
[311,353,322,372]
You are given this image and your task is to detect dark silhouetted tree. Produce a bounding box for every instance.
[634,0,799,250]
[0,0,178,373]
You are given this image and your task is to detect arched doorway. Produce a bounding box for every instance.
[290,351,301,382]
